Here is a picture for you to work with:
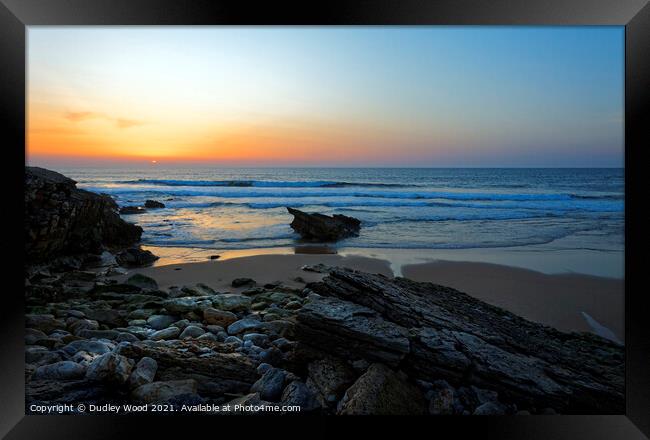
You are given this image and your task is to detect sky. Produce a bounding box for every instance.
[27,26,624,168]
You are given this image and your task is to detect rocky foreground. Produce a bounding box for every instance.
[24,262,624,415]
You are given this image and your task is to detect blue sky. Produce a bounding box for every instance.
[28,26,624,167]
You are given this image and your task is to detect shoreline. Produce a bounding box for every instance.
[141,237,625,279]
[120,251,624,343]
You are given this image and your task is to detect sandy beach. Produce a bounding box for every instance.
[402,260,624,342]
[119,252,624,344]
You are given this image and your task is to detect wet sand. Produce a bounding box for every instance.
[120,253,393,293]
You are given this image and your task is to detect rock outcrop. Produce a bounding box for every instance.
[25,166,142,262]
[286,207,361,241]
[295,268,625,414]
[144,200,165,209]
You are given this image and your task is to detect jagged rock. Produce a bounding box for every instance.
[25,166,142,262]
[115,247,159,267]
[144,200,165,209]
[132,379,198,403]
[287,207,361,241]
[85,352,133,385]
[299,268,625,414]
[296,296,410,367]
[337,363,427,415]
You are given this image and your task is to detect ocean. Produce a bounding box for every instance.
[59,167,624,258]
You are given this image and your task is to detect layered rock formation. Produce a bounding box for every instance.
[295,268,625,414]
[287,207,361,241]
[25,167,142,262]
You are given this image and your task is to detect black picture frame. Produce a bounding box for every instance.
[2,0,648,438]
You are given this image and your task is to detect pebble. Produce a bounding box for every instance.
[180,325,205,339]
[226,318,265,335]
[149,326,181,341]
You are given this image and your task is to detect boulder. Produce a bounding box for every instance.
[119,206,146,215]
[211,294,252,312]
[337,363,427,415]
[281,381,321,412]
[128,357,158,389]
[25,166,142,262]
[85,352,133,385]
[287,207,361,241]
[203,308,237,327]
[306,357,356,407]
[180,325,205,339]
[163,297,209,314]
[144,200,165,209]
[250,368,287,402]
[147,314,177,330]
[227,318,265,335]
[61,340,114,356]
[68,318,100,335]
[115,247,159,267]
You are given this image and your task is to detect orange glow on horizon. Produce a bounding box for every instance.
[28,101,450,166]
